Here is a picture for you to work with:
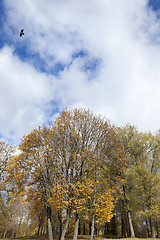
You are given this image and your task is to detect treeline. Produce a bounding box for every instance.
[0,108,160,239]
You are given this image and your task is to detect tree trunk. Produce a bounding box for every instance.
[145,220,150,237]
[111,214,117,236]
[3,228,8,238]
[128,210,135,238]
[91,166,96,240]
[122,185,134,238]
[155,220,159,238]
[73,214,79,240]
[48,218,54,240]
[16,215,23,237]
[83,222,86,235]
[89,221,92,235]
[90,186,96,240]
[78,218,81,235]
[90,212,95,240]
[58,211,62,240]
[121,199,127,237]
[24,219,30,237]
[149,217,155,238]
[60,212,70,240]
[37,223,41,235]
[47,206,54,240]
[121,216,125,237]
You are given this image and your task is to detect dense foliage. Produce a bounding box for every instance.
[0,108,160,239]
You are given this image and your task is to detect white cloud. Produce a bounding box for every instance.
[0,46,58,142]
[1,0,160,143]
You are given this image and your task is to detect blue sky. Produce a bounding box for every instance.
[149,0,160,11]
[0,0,160,144]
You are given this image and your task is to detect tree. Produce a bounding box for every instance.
[0,194,9,237]
[6,108,126,240]
[0,141,15,180]
[6,127,55,240]
[51,108,126,240]
[118,124,150,238]
[119,124,160,238]
[0,140,15,237]
[128,131,160,238]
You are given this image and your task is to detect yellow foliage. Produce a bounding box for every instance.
[95,189,115,226]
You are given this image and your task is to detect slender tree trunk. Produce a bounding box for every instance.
[41,226,44,235]
[83,222,86,235]
[37,224,41,235]
[121,200,127,237]
[47,206,54,240]
[41,226,43,235]
[111,214,117,236]
[122,185,134,238]
[73,214,80,240]
[91,163,97,240]
[155,220,159,238]
[58,211,62,240]
[89,221,92,235]
[149,217,155,238]
[16,215,23,237]
[90,211,95,240]
[48,218,53,240]
[3,228,8,238]
[121,216,125,237]
[90,184,96,240]
[78,218,81,235]
[145,220,150,237]
[60,211,70,240]
[37,216,44,236]
[43,226,44,235]
[128,210,135,238]
[95,227,98,235]
[24,219,30,237]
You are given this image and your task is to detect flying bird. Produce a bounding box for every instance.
[20,29,24,37]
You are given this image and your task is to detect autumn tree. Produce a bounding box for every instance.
[118,124,150,238]
[127,131,160,238]
[6,127,56,240]
[6,108,126,240]
[119,124,160,238]
[50,108,126,240]
[0,194,9,237]
[0,140,15,237]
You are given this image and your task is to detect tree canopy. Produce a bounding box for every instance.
[1,108,160,239]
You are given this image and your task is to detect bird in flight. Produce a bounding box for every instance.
[20,29,24,37]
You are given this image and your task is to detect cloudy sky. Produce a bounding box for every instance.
[0,0,160,144]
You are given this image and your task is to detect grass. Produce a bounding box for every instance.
[0,239,158,240]
[0,236,158,240]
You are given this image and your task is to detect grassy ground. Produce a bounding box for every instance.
[0,236,158,240]
[0,239,158,240]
